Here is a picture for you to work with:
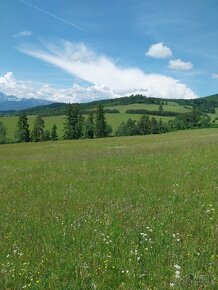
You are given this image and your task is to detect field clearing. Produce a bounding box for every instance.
[106,102,192,113]
[0,113,175,140]
[0,129,217,289]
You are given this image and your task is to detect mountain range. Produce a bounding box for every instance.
[0,92,52,111]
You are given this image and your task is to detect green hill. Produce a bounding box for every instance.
[0,113,175,140]
[1,93,218,117]
[0,94,218,140]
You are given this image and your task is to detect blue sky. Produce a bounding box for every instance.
[0,0,218,102]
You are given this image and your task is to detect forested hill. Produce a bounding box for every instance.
[2,94,218,116]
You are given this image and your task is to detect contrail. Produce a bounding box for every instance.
[18,0,88,32]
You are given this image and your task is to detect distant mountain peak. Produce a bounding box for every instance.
[0,92,53,111]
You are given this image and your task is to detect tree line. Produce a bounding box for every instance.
[0,103,112,144]
[125,108,179,117]
[2,94,217,118]
[115,109,214,137]
[0,104,216,144]
[115,116,167,136]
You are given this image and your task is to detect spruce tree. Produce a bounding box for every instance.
[0,121,7,144]
[159,104,163,111]
[137,115,151,135]
[31,115,45,142]
[84,113,94,139]
[115,119,139,136]
[15,112,30,142]
[43,130,51,141]
[63,104,83,140]
[150,117,158,134]
[95,104,107,138]
[51,124,58,141]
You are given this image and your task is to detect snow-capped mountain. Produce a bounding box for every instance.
[0,92,52,111]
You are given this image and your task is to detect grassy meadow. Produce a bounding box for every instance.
[1,102,218,140]
[0,128,217,289]
[106,102,192,114]
[0,113,174,140]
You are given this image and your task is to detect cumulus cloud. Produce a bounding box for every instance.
[13,30,32,38]
[17,40,197,100]
[146,42,172,59]
[0,72,129,103]
[0,72,78,102]
[212,73,218,79]
[168,59,193,70]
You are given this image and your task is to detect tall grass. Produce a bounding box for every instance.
[0,129,217,289]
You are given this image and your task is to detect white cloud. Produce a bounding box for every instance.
[168,59,193,70]
[0,72,127,103]
[13,31,32,38]
[212,73,218,79]
[0,72,78,103]
[145,42,172,59]
[17,40,198,100]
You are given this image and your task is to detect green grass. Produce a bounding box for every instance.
[106,102,192,114]
[1,102,218,140]
[0,114,175,140]
[1,102,218,141]
[0,129,217,289]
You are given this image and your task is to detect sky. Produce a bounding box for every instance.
[0,0,218,103]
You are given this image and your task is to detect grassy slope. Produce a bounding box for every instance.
[106,102,192,113]
[0,114,175,140]
[0,102,218,139]
[0,129,217,289]
[1,103,218,140]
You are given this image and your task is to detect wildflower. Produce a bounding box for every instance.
[175,270,180,279]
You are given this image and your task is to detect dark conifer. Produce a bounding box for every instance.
[15,112,30,142]
[95,104,107,138]
[84,113,95,139]
[0,121,7,144]
[31,115,45,142]
[63,104,83,140]
[51,124,58,141]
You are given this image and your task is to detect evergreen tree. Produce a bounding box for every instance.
[199,114,211,127]
[0,121,7,144]
[159,104,163,111]
[158,119,167,133]
[84,113,95,139]
[63,104,83,140]
[95,104,107,138]
[15,112,30,142]
[51,124,58,141]
[105,124,113,136]
[137,115,151,135]
[150,117,158,134]
[115,118,139,136]
[43,130,51,141]
[31,115,45,142]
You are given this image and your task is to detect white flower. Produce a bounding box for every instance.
[175,270,180,279]
[174,264,180,270]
